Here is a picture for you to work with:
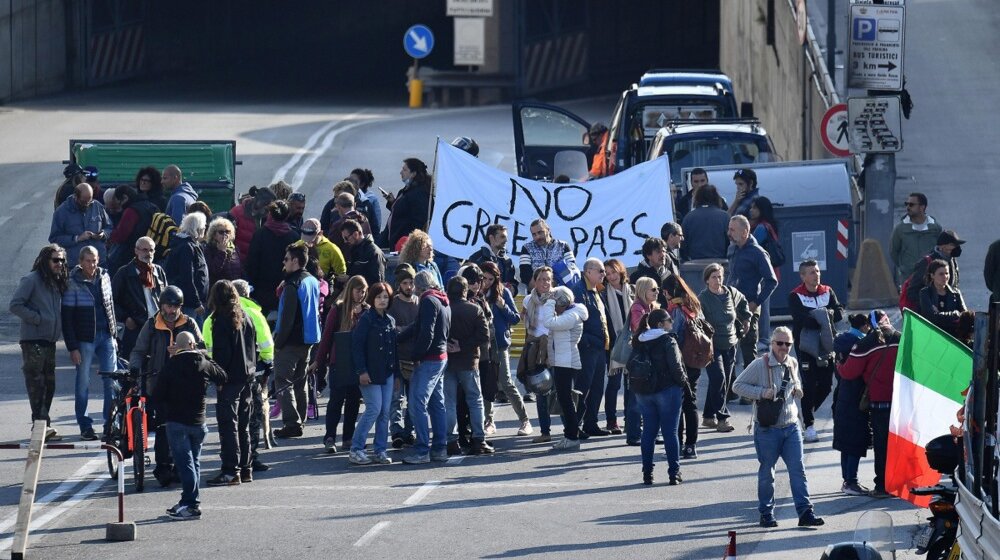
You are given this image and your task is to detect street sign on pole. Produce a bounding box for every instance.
[820,103,851,158]
[454,18,485,66]
[404,24,435,60]
[848,2,905,90]
[848,96,903,154]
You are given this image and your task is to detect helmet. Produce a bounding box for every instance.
[525,368,554,394]
[63,163,84,179]
[158,286,184,307]
[450,136,480,157]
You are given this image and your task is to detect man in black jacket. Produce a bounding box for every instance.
[153,331,227,521]
[444,276,492,455]
[467,224,518,295]
[788,259,844,443]
[342,219,385,286]
[629,237,669,307]
[111,236,166,358]
[398,270,451,465]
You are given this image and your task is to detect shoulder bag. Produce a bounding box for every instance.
[755,355,791,427]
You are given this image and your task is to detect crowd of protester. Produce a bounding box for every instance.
[11,158,977,525]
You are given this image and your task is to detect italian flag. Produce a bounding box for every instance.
[888,311,972,506]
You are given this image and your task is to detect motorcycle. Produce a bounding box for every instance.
[910,434,962,560]
[820,510,897,559]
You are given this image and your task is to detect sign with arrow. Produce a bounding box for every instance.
[820,103,851,158]
[848,1,905,90]
[404,24,435,59]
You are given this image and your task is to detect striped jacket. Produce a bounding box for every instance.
[61,266,116,352]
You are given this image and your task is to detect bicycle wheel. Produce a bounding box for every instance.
[130,407,146,493]
[105,403,123,479]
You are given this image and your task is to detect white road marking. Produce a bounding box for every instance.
[0,216,10,227]
[289,110,367,189]
[270,119,344,186]
[403,479,441,506]
[32,191,44,199]
[353,520,391,547]
[0,475,107,552]
[11,202,28,210]
[0,454,104,537]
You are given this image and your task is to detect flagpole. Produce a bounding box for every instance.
[426,136,440,231]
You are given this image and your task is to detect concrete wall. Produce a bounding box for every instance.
[719,0,809,161]
[0,0,68,103]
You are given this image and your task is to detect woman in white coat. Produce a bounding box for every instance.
[541,286,588,451]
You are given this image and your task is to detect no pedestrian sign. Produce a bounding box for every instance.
[848,2,905,90]
[820,104,850,158]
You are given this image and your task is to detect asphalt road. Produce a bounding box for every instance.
[1,1,996,556]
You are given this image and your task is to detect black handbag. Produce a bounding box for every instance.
[331,331,358,387]
[756,355,791,427]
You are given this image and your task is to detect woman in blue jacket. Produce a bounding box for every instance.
[350,282,399,465]
[481,262,533,436]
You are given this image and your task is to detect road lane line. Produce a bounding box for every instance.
[32,192,44,199]
[270,119,343,186]
[11,202,28,210]
[290,110,368,189]
[0,216,10,227]
[403,480,441,506]
[0,454,104,536]
[0,475,107,552]
[353,520,391,547]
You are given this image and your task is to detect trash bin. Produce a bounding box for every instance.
[685,160,855,317]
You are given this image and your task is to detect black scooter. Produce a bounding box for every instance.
[910,435,961,560]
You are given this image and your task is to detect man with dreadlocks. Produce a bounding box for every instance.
[10,244,69,441]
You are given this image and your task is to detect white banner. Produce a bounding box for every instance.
[429,140,673,267]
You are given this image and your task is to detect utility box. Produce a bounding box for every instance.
[683,160,856,317]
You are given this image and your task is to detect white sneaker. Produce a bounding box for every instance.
[484,420,496,435]
[804,426,819,443]
[349,449,373,465]
[517,420,534,436]
[551,437,581,451]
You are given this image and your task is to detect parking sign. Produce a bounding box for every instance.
[848,2,905,90]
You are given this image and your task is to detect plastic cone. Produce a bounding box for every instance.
[722,530,737,559]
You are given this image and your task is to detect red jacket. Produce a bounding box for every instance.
[838,331,900,403]
[229,201,257,264]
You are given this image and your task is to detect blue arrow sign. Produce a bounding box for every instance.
[404,24,434,59]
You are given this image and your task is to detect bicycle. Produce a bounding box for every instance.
[100,369,152,493]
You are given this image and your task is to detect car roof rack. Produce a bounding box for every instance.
[661,118,762,133]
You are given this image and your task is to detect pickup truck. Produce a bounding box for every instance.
[67,139,240,212]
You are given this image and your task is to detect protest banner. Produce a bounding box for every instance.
[429,140,673,266]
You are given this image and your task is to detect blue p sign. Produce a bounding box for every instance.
[853,18,876,41]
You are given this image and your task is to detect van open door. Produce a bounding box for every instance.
[511,101,591,180]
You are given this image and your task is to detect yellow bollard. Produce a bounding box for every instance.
[408,78,423,108]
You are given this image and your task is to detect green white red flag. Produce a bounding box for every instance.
[888,310,972,506]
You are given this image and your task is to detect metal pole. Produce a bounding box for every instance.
[826,0,836,88]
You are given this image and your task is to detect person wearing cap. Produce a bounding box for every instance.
[587,123,611,179]
[294,218,346,285]
[387,263,418,447]
[889,192,942,284]
[229,186,277,264]
[49,182,113,266]
[839,310,900,499]
[54,163,88,210]
[131,284,204,487]
[728,168,760,219]
[903,229,964,307]
[163,165,199,225]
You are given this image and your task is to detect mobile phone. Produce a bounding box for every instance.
[378,187,391,198]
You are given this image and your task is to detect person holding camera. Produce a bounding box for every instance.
[733,326,823,529]
[788,259,844,444]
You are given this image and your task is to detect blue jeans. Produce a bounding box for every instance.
[841,453,861,484]
[704,345,736,421]
[165,422,207,509]
[353,376,394,453]
[536,392,551,435]
[623,377,641,442]
[445,369,485,442]
[753,423,813,516]
[408,360,448,455]
[75,330,118,432]
[636,385,683,476]
[577,345,606,429]
[390,377,413,438]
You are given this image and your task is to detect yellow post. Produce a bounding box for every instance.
[409,78,423,108]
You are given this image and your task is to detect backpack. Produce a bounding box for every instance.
[681,315,715,369]
[626,341,657,394]
[147,212,177,263]
[899,255,933,312]
[760,222,786,267]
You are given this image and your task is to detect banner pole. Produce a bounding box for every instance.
[426,136,440,231]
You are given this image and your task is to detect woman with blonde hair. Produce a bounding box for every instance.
[399,229,443,288]
[625,275,660,445]
[203,217,243,286]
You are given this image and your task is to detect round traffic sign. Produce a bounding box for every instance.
[819,103,851,157]
[404,24,434,59]
[820,103,851,157]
